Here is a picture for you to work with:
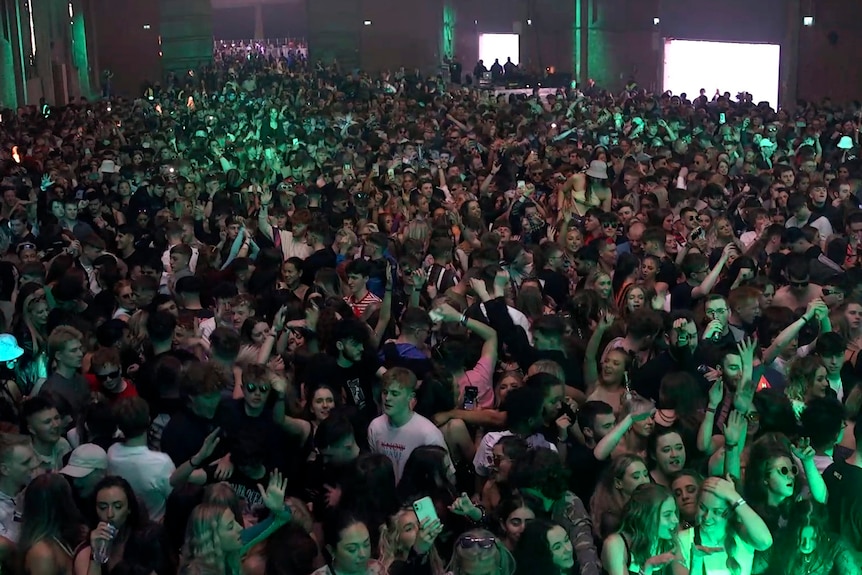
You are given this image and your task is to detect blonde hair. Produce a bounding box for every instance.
[447,528,515,575]
[179,503,238,575]
[47,325,83,362]
[379,508,445,575]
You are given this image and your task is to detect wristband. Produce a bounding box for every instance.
[706,407,716,413]
[459,312,469,326]
[730,497,747,512]
[724,442,738,449]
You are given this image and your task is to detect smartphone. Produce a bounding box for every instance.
[517,180,526,190]
[691,226,705,241]
[796,120,807,128]
[412,496,439,524]
[343,163,351,173]
[292,138,299,146]
[719,112,726,125]
[11,146,20,164]
[387,167,395,179]
[463,386,479,410]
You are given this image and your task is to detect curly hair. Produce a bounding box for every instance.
[512,518,569,575]
[742,435,798,531]
[508,447,570,502]
[785,355,825,403]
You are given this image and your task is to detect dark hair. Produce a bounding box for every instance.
[513,518,570,575]
[815,331,845,357]
[322,512,367,562]
[19,473,86,559]
[21,395,57,435]
[501,386,544,431]
[146,310,177,343]
[509,447,570,501]
[114,397,151,439]
[769,500,839,574]
[314,411,355,452]
[397,445,454,503]
[801,397,845,452]
[93,475,148,531]
[577,401,614,433]
[646,426,686,470]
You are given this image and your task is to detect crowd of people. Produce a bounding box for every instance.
[0,47,860,575]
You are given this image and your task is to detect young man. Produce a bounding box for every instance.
[42,326,89,418]
[59,443,108,504]
[801,397,849,473]
[368,367,450,484]
[670,245,734,311]
[344,259,381,318]
[161,222,198,293]
[0,434,38,555]
[823,412,862,552]
[785,193,833,243]
[107,397,216,521]
[727,286,762,343]
[21,396,71,473]
[87,347,138,404]
[568,401,615,503]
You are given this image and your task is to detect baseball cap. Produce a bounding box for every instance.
[60,444,108,478]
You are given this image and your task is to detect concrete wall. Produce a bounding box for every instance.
[91,0,160,97]
[796,0,862,103]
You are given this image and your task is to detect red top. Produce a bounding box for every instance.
[86,375,139,402]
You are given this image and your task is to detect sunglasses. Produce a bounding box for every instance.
[771,464,798,477]
[244,382,270,393]
[789,281,809,289]
[95,370,121,381]
[457,536,496,550]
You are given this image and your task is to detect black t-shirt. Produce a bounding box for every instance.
[657,257,680,288]
[538,269,569,308]
[205,466,269,516]
[670,281,696,311]
[221,399,294,472]
[567,441,607,508]
[300,247,337,285]
[160,405,228,467]
[823,460,862,551]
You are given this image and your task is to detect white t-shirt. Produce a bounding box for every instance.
[368,413,450,484]
[107,443,175,521]
[677,528,755,575]
[472,430,557,478]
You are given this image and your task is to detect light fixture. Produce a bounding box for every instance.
[527,19,532,25]
[803,16,814,26]
[143,24,151,30]
[653,17,660,25]
[68,2,73,18]
[364,20,372,26]
[474,19,478,24]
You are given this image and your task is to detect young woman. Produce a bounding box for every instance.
[679,475,773,575]
[589,454,651,540]
[272,380,340,453]
[513,518,576,575]
[601,484,684,575]
[766,500,858,575]
[73,476,162,575]
[445,529,515,575]
[669,470,702,530]
[12,282,50,395]
[646,427,687,488]
[312,514,386,575]
[378,507,445,575]
[584,326,630,414]
[785,355,830,418]
[277,257,309,303]
[481,435,528,509]
[494,491,536,552]
[19,473,88,575]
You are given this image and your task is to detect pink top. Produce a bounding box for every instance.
[456,355,495,410]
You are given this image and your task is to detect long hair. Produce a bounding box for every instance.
[447,528,515,575]
[742,438,799,530]
[398,445,456,503]
[379,507,445,575]
[589,454,647,539]
[179,503,237,575]
[93,475,148,532]
[19,473,86,558]
[513,518,572,575]
[785,355,825,403]
[618,484,678,569]
[202,483,244,529]
[769,500,840,574]
[262,523,318,575]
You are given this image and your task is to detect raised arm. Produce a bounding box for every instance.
[257,187,275,240]
[584,313,614,394]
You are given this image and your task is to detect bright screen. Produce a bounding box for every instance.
[479,33,519,67]
[663,39,780,109]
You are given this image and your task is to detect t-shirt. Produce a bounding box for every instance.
[455,355,494,410]
[823,460,862,551]
[41,372,91,418]
[472,430,557,478]
[368,413,450,483]
[670,281,696,311]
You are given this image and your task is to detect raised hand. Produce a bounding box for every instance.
[413,517,444,555]
[791,437,815,462]
[258,469,288,514]
[707,377,724,409]
[723,410,745,447]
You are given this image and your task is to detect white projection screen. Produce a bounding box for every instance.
[662,39,780,109]
[479,34,520,66]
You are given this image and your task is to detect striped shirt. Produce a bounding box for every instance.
[344,291,382,318]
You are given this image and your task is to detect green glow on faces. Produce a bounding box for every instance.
[442,2,456,60]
